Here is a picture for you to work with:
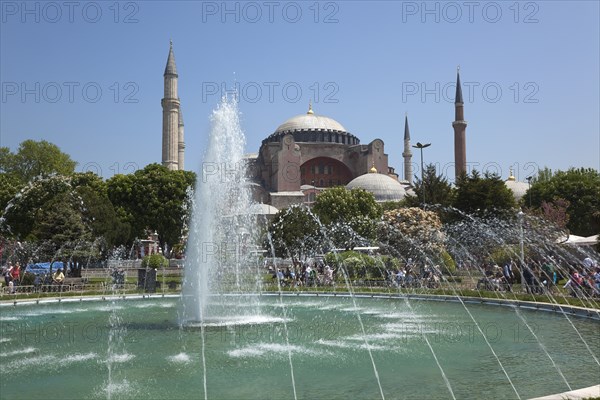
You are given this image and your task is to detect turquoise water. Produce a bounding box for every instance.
[1,296,598,399]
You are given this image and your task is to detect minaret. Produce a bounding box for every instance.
[452,66,467,178]
[402,113,413,185]
[161,40,181,171]
[178,107,185,170]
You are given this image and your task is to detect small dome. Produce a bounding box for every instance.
[346,173,407,202]
[505,178,529,201]
[249,203,279,215]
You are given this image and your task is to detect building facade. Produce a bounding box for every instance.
[244,103,407,209]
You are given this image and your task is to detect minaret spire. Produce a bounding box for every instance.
[455,65,463,104]
[452,66,467,179]
[402,113,413,185]
[161,40,181,170]
[164,40,178,76]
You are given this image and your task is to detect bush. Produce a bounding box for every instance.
[485,245,524,266]
[21,272,36,286]
[324,251,391,279]
[439,250,456,274]
[141,254,168,269]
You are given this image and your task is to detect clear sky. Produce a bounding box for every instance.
[1,1,599,183]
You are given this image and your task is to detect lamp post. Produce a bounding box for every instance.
[517,210,525,292]
[526,176,533,208]
[412,142,431,204]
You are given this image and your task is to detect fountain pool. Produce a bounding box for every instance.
[1,295,598,399]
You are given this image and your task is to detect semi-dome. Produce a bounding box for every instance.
[262,104,360,145]
[249,203,279,215]
[505,173,529,201]
[346,172,407,202]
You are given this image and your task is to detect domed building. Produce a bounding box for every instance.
[346,167,407,202]
[504,168,529,202]
[247,104,400,209]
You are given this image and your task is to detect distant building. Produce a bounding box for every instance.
[246,103,411,209]
[159,45,471,208]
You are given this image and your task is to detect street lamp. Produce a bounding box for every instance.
[526,176,533,208]
[517,210,525,291]
[412,142,431,204]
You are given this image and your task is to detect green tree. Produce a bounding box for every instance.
[1,140,76,184]
[528,168,600,236]
[534,166,553,184]
[77,186,131,249]
[312,187,382,248]
[0,175,73,240]
[71,171,130,248]
[30,191,90,248]
[266,205,323,261]
[0,173,23,212]
[453,170,516,214]
[106,173,138,239]
[404,163,453,207]
[108,164,196,253]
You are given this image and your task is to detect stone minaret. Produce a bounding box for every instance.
[178,107,185,170]
[162,40,181,171]
[452,67,467,178]
[402,113,413,185]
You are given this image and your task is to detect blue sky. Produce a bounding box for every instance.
[1,1,599,182]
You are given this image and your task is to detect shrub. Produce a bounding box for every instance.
[21,272,36,286]
[141,254,168,269]
[439,250,456,274]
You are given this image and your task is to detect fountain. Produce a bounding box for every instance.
[1,98,599,400]
[180,95,260,325]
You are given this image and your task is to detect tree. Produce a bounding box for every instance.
[106,173,138,239]
[378,207,445,261]
[312,187,382,248]
[30,191,91,254]
[404,163,453,207]
[453,170,516,214]
[107,164,196,253]
[266,205,323,261]
[70,172,130,249]
[0,173,23,212]
[77,185,131,249]
[0,175,74,240]
[528,168,600,236]
[1,140,76,184]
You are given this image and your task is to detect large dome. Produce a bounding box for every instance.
[346,172,407,202]
[275,113,347,133]
[262,106,360,145]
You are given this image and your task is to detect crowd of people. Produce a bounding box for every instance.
[563,257,600,298]
[474,256,600,298]
[266,255,599,299]
[269,262,336,287]
[1,262,66,293]
[386,260,442,289]
[267,258,443,289]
